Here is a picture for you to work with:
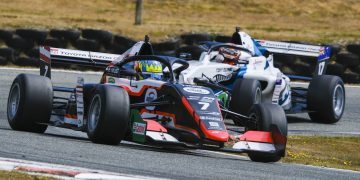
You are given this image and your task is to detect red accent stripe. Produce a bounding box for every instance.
[44,46,50,51]
[40,53,50,64]
[239,131,274,143]
[144,119,168,133]
[65,114,77,119]
[200,121,229,142]
[15,166,80,177]
[182,96,229,142]
[118,84,162,97]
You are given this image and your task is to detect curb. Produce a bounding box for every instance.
[0,157,163,179]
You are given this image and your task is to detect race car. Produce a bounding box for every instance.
[7,37,287,162]
[178,28,345,124]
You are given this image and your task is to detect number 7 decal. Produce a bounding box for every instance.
[198,102,210,110]
[318,61,325,75]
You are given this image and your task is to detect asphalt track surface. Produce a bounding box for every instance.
[0,68,359,179]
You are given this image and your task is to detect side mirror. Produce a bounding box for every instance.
[119,69,137,77]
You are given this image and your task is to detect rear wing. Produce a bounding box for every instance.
[39,46,121,78]
[255,40,332,77]
[39,40,153,78]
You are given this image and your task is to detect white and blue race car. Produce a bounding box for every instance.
[178,28,345,124]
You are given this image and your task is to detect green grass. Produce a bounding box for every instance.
[0,0,359,43]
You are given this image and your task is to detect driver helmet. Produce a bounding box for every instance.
[218,47,241,65]
[135,60,163,80]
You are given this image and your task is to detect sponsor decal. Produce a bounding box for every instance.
[187,96,200,100]
[183,87,210,95]
[108,77,115,84]
[144,88,157,110]
[209,121,220,127]
[199,116,222,121]
[216,68,233,73]
[133,122,146,135]
[50,48,59,55]
[200,97,215,103]
[216,91,229,107]
[213,74,231,83]
[106,66,119,74]
[253,59,263,65]
[199,111,221,116]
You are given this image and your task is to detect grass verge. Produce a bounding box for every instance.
[0,170,57,180]
[284,136,360,171]
[226,135,359,171]
[0,0,359,43]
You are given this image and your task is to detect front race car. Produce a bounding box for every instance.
[6,36,288,163]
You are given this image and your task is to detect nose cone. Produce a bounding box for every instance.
[206,130,229,142]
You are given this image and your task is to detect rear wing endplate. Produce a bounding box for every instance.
[255,40,332,76]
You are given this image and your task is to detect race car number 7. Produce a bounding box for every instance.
[44,65,49,77]
[198,102,210,110]
[318,61,325,75]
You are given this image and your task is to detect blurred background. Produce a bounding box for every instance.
[0,0,359,82]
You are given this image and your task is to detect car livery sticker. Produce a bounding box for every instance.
[183,87,210,95]
[144,88,157,110]
[133,122,146,135]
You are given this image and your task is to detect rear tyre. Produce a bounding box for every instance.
[307,75,345,124]
[7,74,53,133]
[247,103,287,162]
[229,78,262,126]
[87,85,130,145]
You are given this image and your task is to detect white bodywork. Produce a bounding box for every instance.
[178,49,291,110]
[178,32,329,110]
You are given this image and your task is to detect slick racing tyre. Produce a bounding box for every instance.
[0,29,14,41]
[307,75,345,124]
[247,103,287,162]
[215,35,232,43]
[73,39,101,51]
[87,85,130,145]
[229,78,262,126]
[180,33,211,45]
[16,29,48,44]
[7,74,53,133]
[326,63,345,76]
[346,44,360,56]
[49,29,81,41]
[0,56,7,65]
[43,38,68,48]
[82,29,113,44]
[5,35,34,51]
[0,48,15,63]
[175,45,205,60]
[336,53,359,67]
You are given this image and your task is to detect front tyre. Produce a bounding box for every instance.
[87,85,130,145]
[229,78,262,126]
[307,75,345,124]
[247,103,287,162]
[7,74,53,133]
